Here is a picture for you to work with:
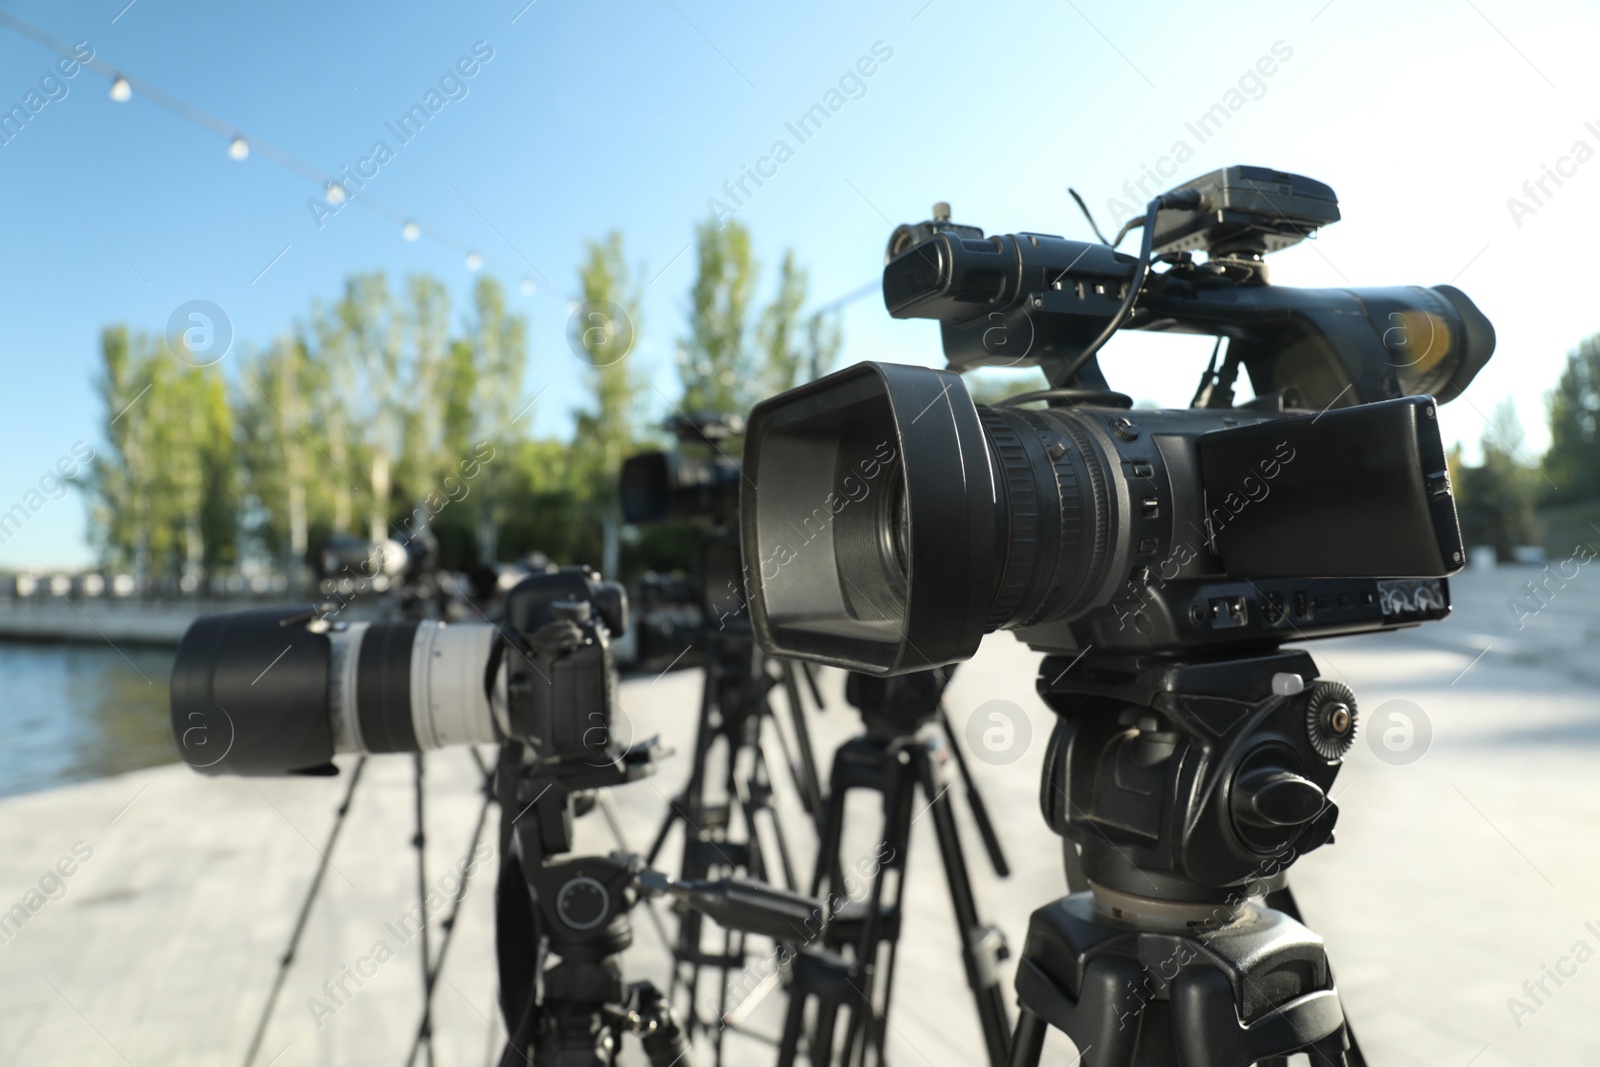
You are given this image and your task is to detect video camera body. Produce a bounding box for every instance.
[739,165,1492,675]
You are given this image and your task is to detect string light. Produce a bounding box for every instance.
[0,12,533,281]
[520,279,536,296]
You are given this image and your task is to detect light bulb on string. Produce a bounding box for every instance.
[465,252,483,272]
[324,181,346,206]
[520,279,536,296]
[109,77,131,102]
[228,137,249,161]
[402,221,421,241]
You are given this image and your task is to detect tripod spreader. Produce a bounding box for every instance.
[636,869,825,943]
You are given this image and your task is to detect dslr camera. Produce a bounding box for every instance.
[170,566,626,774]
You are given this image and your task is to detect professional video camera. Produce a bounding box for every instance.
[738,165,1495,1065]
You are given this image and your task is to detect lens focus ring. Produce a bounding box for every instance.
[980,408,1041,628]
[1036,410,1110,621]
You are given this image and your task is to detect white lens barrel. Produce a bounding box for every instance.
[326,620,500,754]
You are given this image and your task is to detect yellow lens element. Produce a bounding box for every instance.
[1382,310,1452,374]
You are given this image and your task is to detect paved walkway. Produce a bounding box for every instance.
[0,568,1595,1066]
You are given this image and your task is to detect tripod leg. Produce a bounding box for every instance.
[751,728,801,890]
[861,759,919,1067]
[412,753,435,1067]
[776,657,827,824]
[838,752,912,1067]
[937,704,1010,878]
[1007,1009,1047,1067]
[240,758,367,1067]
[912,745,1014,1067]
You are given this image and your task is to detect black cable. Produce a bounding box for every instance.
[240,757,367,1067]
[1053,190,1202,388]
[1066,188,1110,245]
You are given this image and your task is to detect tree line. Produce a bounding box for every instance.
[1450,336,1600,561]
[86,219,839,586]
[81,215,1600,581]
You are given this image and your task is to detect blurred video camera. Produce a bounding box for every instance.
[621,412,750,632]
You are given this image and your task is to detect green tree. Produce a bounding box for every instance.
[571,232,644,576]
[464,276,530,563]
[1459,399,1538,560]
[803,308,842,384]
[1542,335,1600,503]
[88,328,236,584]
[680,218,755,412]
[335,273,407,544]
[397,275,452,516]
[87,326,148,575]
[756,250,808,397]
[236,335,324,577]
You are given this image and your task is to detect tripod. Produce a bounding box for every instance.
[779,667,1014,1067]
[495,739,695,1067]
[1007,650,1364,1067]
[647,539,827,1059]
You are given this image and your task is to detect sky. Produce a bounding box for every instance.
[1,0,1598,569]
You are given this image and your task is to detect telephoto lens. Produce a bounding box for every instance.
[169,568,625,775]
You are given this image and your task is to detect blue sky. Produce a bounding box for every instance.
[2,0,1597,568]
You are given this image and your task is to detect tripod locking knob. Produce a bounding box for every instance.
[1230,769,1325,829]
[1305,682,1358,760]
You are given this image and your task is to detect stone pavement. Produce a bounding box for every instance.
[0,568,1595,1066]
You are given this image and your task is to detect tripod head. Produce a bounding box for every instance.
[1038,650,1356,914]
[844,665,954,739]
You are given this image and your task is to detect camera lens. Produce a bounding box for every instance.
[741,362,1010,674]
[170,606,501,775]
[741,361,1137,674]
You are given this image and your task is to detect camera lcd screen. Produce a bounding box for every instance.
[1197,397,1464,579]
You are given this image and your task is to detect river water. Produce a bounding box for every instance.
[0,641,177,799]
